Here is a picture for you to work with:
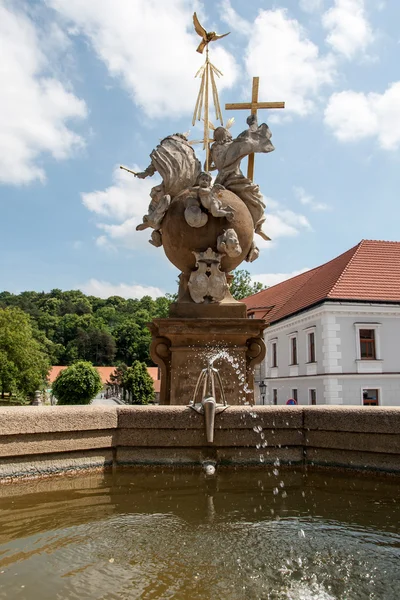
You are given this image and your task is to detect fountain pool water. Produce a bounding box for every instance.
[0,468,398,599]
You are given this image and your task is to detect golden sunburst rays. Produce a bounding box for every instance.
[191,13,230,171]
[189,118,234,147]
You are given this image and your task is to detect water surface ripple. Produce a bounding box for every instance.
[0,469,398,599]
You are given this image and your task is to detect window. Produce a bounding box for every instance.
[307,331,316,363]
[290,336,298,365]
[309,389,317,405]
[271,341,277,368]
[272,389,278,405]
[363,389,379,406]
[292,389,298,403]
[360,329,376,360]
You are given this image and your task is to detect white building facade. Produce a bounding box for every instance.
[256,301,400,407]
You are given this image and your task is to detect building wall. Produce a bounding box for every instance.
[258,302,400,406]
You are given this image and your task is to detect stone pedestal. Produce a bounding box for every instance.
[149,318,266,405]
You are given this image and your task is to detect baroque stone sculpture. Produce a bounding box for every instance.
[134,116,274,305]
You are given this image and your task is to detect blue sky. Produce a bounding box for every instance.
[1,0,400,298]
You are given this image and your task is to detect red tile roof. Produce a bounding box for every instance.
[243,240,400,324]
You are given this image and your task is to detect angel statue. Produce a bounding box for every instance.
[134,133,201,246]
[209,115,274,241]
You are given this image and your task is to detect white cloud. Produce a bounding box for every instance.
[293,186,331,211]
[46,0,237,119]
[252,268,311,288]
[324,83,400,150]
[80,279,164,299]
[299,0,324,13]
[219,0,252,35]
[243,8,336,117]
[0,2,87,185]
[82,165,159,249]
[322,0,373,59]
[256,198,312,248]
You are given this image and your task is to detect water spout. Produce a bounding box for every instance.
[188,361,229,443]
[202,396,217,443]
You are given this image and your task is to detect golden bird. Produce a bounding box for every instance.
[193,12,230,54]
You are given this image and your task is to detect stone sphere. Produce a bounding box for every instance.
[161,188,254,273]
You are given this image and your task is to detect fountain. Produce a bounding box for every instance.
[0,11,399,600]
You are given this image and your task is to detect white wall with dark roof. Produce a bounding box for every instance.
[257,301,400,406]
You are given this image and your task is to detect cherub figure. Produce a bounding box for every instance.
[197,172,234,220]
[184,172,234,228]
[217,228,242,258]
[136,185,170,232]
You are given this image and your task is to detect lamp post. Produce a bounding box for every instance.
[259,380,267,405]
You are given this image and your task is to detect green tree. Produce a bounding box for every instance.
[52,361,102,405]
[230,269,266,300]
[154,296,173,318]
[0,307,50,401]
[75,328,116,365]
[124,360,155,405]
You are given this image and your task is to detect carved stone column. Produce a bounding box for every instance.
[148,318,266,405]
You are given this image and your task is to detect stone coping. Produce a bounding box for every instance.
[0,405,399,434]
[0,405,398,480]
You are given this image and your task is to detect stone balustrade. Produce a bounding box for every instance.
[0,405,399,481]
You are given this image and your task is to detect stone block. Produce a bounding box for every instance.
[0,430,116,457]
[216,446,303,466]
[0,406,118,435]
[0,450,113,481]
[306,430,400,454]
[117,405,201,429]
[304,406,400,434]
[116,427,302,448]
[306,447,400,473]
[216,406,303,430]
[117,447,216,465]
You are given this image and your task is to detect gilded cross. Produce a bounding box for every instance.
[225,77,285,180]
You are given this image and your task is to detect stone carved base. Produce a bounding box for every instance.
[149,318,266,406]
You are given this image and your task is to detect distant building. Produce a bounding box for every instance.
[48,366,161,402]
[242,240,400,407]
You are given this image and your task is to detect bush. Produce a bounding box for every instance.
[52,361,102,405]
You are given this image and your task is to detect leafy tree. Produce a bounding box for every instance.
[0,288,182,368]
[75,328,116,365]
[52,361,102,405]
[124,361,155,405]
[154,296,171,318]
[230,269,266,300]
[114,319,152,365]
[0,307,50,401]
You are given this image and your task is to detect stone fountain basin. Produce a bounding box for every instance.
[0,405,399,480]
[0,406,399,598]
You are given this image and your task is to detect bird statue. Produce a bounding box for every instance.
[193,12,230,54]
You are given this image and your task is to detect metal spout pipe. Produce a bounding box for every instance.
[188,360,229,444]
[202,396,217,443]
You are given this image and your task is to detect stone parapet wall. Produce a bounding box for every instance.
[0,405,399,480]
